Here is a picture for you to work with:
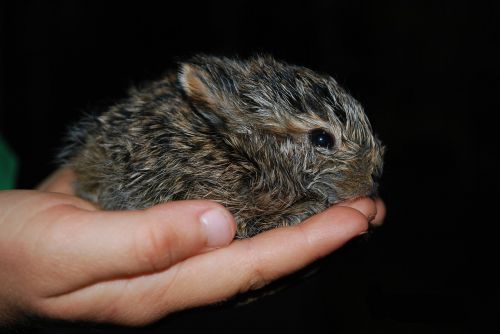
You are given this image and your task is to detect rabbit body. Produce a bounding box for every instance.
[61,55,384,238]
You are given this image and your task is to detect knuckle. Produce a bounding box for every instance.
[295,223,323,260]
[135,217,176,271]
[241,240,270,292]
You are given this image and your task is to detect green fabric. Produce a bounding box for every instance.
[0,135,17,190]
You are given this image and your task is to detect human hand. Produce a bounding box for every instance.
[0,168,384,326]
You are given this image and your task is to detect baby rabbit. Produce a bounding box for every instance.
[60,55,384,238]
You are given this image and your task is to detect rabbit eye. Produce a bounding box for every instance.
[309,129,334,150]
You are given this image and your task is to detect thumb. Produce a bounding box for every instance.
[42,200,236,290]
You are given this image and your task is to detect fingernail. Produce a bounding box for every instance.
[200,208,235,247]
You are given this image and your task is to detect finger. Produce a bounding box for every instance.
[337,197,377,222]
[37,168,77,195]
[38,200,236,296]
[371,198,386,226]
[62,200,370,325]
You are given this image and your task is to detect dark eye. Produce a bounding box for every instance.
[309,129,335,150]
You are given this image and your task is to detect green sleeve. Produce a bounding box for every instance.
[0,135,18,190]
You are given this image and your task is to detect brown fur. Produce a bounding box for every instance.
[60,55,384,238]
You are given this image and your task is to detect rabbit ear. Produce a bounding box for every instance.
[179,61,238,127]
[179,63,218,109]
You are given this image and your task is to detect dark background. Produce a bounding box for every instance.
[1,1,498,333]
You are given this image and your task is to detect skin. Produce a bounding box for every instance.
[0,168,385,326]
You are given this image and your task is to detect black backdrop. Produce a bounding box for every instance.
[1,1,499,333]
